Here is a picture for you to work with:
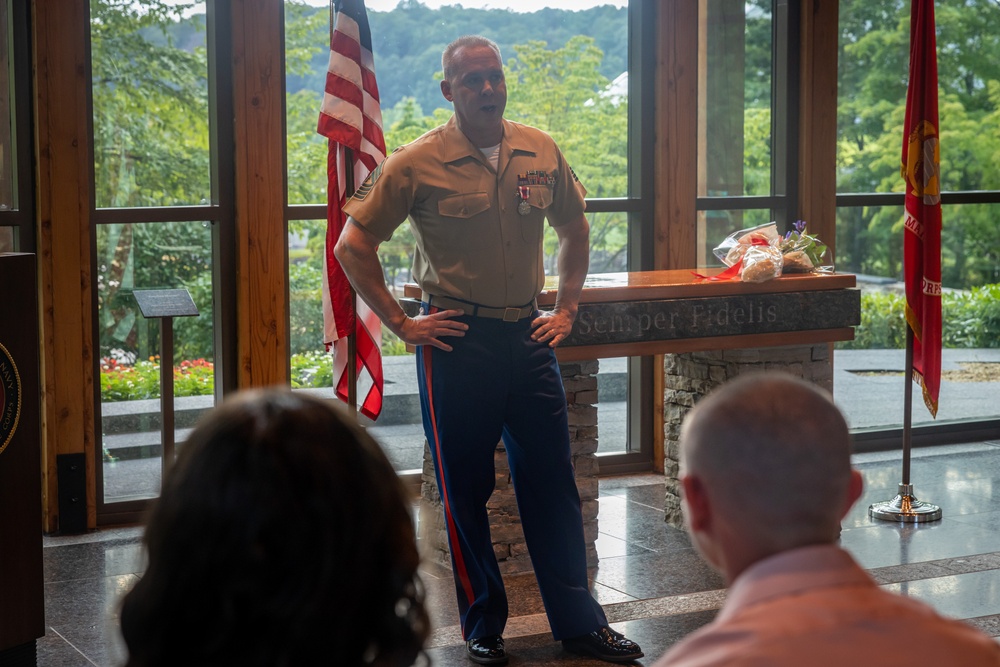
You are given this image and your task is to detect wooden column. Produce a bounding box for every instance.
[654,0,699,471]
[799,0,840,371]
[33,0,97,532]
[798,0,839,260]
[656,0,700,273]
[231,0,290,388]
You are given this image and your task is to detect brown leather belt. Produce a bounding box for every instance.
[424,294,536,322]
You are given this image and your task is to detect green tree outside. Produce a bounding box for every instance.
[836,0,1000,287]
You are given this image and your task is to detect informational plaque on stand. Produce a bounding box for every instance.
[132,289,199,473]
[0,253,44,666]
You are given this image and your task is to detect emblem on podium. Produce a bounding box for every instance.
[0,341,21,456]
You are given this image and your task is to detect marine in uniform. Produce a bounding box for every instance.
[335,35,642,665]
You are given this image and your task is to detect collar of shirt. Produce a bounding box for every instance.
[440,116,538,168]
[716,544,873,623]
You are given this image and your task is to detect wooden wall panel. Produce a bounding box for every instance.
[231,0,289,388]
[799,0,839,261]
[655,0,700,272]
[32,0,96,532]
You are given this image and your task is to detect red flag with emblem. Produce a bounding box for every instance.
[317,0,386,420]
[900,0,942,418]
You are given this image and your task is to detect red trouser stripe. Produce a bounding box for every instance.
[423,350,476,608]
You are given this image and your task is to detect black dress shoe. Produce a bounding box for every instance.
[562,626,644,663]
[466,634,508,665]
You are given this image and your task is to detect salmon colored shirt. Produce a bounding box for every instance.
[654,544,1000,667]
[343,115,587,308]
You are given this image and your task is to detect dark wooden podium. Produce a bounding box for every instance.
[0,253,45,665]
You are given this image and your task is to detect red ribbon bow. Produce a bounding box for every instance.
[692,237,770,282]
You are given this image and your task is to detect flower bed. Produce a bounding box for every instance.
[100,352,334,402]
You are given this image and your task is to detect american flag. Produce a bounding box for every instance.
[317,0,386,420]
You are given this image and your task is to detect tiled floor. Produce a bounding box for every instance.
[37,439,1000,666]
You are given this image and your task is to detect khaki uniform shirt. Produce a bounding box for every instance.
[343,116,587,308]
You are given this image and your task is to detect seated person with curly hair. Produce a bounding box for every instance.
[119,389,429,667]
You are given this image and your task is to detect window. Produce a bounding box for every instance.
[696,0,785,267]
[90,0,231,515]
[834,0,1000,439]
[284,0,655,475]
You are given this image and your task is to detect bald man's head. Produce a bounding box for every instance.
[680,373,855,550]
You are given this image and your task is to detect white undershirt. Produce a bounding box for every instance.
[479,143,501,171]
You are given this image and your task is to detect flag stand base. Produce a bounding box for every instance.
[869,483,942,523]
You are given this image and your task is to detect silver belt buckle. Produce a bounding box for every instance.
[502,307,521,322]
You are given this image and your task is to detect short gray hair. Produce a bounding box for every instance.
[442,35,502,81]
[680,373,853,545]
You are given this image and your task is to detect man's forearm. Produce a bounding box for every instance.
[336,219,469,351]
[334,226,408,336]
[554,218,590,319]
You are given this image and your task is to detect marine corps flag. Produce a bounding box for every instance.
[318,0,386,420]
[901,0,942,418]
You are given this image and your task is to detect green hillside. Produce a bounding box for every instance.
[287,1,628,114]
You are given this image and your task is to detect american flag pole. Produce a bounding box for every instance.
[344,153,357,411]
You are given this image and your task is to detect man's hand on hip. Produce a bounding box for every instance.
[400,308,468,351]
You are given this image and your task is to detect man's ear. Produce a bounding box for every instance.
[441,79,453,102]
[840,469,863,519]
[681,474,712,532]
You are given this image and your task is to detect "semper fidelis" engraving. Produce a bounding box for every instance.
[562,290,860,347]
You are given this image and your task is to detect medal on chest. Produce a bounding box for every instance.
[517,184,531,216]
